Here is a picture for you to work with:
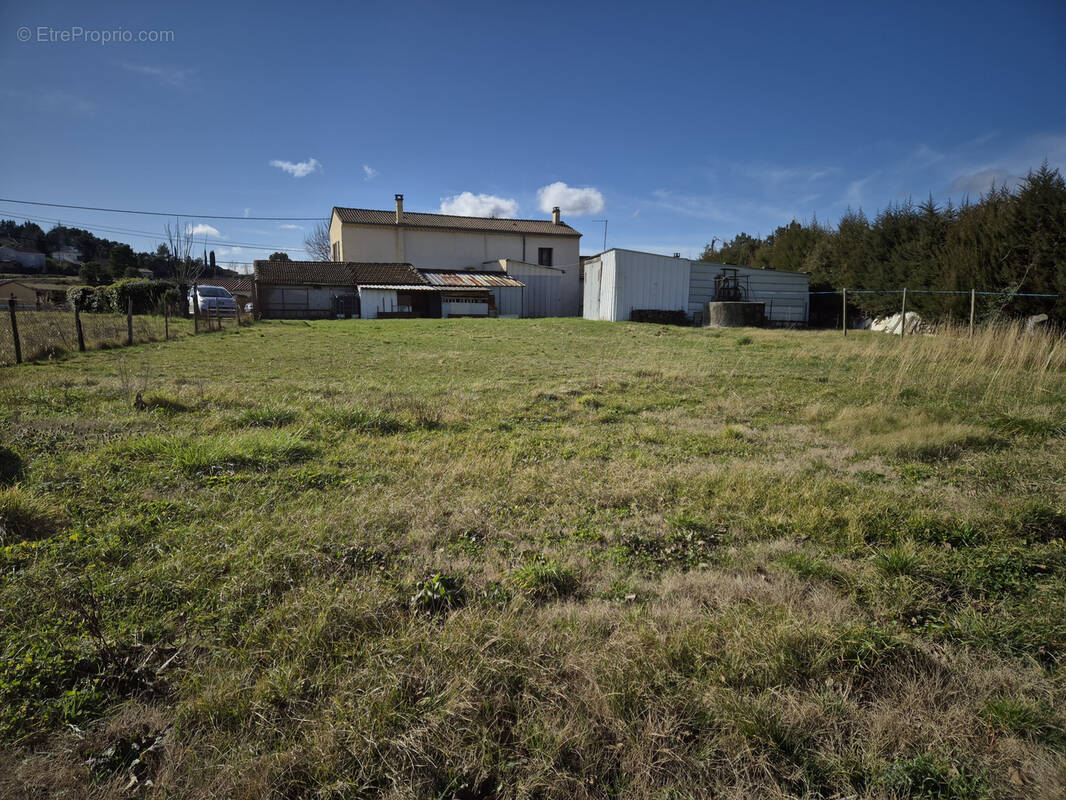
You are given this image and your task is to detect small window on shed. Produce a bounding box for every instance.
[538,247,553,267]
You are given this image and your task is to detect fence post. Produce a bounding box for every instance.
[842,288,847,337]
[969,288,976,338]
[192,284,199,333]
[7,294,21,364]
[900,287,907,338]
[126,297,134,346]
[164,303,169,340]
[75,306,85,351]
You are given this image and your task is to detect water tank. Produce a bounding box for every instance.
[703,301,765,327]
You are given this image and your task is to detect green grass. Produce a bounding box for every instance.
[0,318,1064,799]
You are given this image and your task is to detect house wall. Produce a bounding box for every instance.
[333,221,582,316]
[442,296,489,317]
[0,282,39,309]
[499,259,563,317]
[0,247,46,270]
[689,262,809,323]
[259,285,346,318]
[490,285,524,317]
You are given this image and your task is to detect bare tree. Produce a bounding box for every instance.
[164,218,204,310]
[304,219,332,261]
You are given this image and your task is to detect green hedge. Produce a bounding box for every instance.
[66,279,176,314]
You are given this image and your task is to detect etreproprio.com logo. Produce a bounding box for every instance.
[17,26,175,44]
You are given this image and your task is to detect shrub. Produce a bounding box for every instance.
[410,572,465,614]
[102,279,175,314]
[504,559,579,602]
[67,279,175,314]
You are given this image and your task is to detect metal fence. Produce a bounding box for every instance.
[811,288,1061,336]
[1,295,247,367]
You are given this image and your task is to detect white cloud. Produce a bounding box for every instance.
[948,168,1019,196]
[270,157,321,178]
[0,88,95,115]
[439,192,519,218]
[212,246,244,261]
[185,223,221,238]
[121,62,191,87]
[536,182,605,216]
[279,223,304,230]
[363,164,378,181]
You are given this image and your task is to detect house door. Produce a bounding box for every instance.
[333,294,360,319]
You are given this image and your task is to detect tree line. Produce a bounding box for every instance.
[0,220,237,285]
[702,164,1066,320]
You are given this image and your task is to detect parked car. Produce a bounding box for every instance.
[188,285,238,316]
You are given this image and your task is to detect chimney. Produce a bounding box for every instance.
[552,206,560,225]
[395,194,404,224]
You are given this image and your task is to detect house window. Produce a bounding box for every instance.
[331,241,339,261]
[538,247,553,267]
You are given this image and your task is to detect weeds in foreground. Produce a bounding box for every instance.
[0,319,1063,799]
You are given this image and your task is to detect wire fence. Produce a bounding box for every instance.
[1,297,249,367]
[809,287,1061,335]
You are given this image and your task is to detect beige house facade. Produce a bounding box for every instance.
[329,195,583,316]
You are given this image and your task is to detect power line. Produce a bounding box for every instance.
[0,208,309,254]
[0,197,323,221]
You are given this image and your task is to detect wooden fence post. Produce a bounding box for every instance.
[969,288,976,338]
[900,288,907,338]
[164,303,169,340]
[126,297,134,346]
[842,289,847,337]
[7,294,21,364]
[75,306,85,352]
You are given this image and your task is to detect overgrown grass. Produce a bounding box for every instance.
[0,318,1063,799]
[0,310,198,366]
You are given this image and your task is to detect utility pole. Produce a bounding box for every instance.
[842,289,847,337]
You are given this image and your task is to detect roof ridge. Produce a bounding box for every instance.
[334,205,567,225]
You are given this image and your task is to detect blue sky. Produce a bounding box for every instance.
[1,0,1064,270]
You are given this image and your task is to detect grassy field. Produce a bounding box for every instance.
[0,318,1063,799]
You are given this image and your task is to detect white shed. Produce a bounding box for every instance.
[582,249,809,325]
[582,249,690,322]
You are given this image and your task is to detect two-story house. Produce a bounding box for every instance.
[328,194,583,315]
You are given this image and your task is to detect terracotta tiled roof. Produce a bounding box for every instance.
[350,263,428,285]
[253,261,427,287]
[332,207,581,237]
[201,276,254,294]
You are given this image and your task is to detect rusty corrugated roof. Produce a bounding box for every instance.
[332,207,581,237]
[418,270,524,288]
